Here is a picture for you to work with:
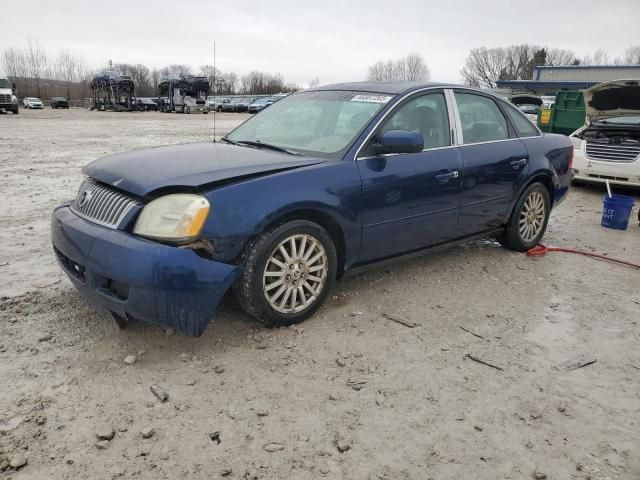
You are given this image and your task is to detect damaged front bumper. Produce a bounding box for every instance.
[51,204,241,336]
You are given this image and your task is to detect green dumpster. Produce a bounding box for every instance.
[538,90,586,136]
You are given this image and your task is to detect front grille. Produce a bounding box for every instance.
[70,180,140,229]
[0,94,11,103]
[586,141,640,163]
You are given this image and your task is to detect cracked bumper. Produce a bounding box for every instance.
[51,205,241,336]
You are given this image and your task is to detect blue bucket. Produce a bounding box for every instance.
[601,195,635,230]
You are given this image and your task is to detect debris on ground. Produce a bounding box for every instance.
[459,326,485,339]
[150,384,169,402]
[263,442,284,452]
[209,432,221,444]
[124,355,137,365]
[95,424,115,441]
[214,365,225,374]
[383,312,419,328]
[141,427,155,439]
[464,353,504,371]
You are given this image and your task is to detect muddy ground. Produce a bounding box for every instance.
[0,108,639,480]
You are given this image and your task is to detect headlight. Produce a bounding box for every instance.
[133,194,210,243]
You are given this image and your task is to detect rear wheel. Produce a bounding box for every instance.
[499,182,550,251]
[233,220,337,327]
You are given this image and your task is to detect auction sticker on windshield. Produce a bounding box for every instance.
[350,94,393,103]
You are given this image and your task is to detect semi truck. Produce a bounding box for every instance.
[158,75,210,114]
[0,72,19,115]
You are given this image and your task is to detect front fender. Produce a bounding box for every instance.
[201,160,363,267]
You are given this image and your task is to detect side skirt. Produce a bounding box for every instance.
[342,229,504,278]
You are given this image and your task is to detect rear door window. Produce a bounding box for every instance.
[454,93,509,144]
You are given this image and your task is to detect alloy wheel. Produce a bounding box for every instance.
[262,234,328,314]
[519,191,546,242]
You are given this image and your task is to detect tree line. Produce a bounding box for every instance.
[3,40,640,100]
[0,40,302,99]
[460,44,640,89]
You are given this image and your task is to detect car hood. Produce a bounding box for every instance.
[83,142,325,198]
[585,79,640,121]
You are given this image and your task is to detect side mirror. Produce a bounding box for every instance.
[373,130,424,155]
[12,83,16,92]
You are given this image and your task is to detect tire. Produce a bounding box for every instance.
[185,106,190,114]
[233,220,337,327]
[499,182,550,252]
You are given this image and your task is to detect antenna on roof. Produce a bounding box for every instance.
[213,41,216,143]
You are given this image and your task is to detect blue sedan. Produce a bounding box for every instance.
[51,82,573,335]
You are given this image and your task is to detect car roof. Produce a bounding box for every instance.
[309,81,458,95]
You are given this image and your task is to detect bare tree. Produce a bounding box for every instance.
[615,45,640,64]
[151,69,161,89]
[308,77,320,88]
[545,48,578,66]
[462,45,579,88]
[25,39,48,97]
[367,54,430,82]
[460,47,511,88]
[403,53,430,81]
[1,47,27,79]
[583,49,610,65]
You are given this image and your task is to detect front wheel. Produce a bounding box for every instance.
[499,183,550,252]
[234,220,337,327]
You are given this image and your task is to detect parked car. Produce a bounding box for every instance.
[236,97,256,113]
[51,97,69,109]
[207,96,231,112]
[51,81,572,336]
[136,97,159,111]
[570,79,640,187]
[23,97,43,109]
[221,98,243,112]
[248,98,273,113]
[511,94,543,123]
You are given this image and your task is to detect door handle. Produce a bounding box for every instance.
[435,170,459,183]
[510,158,528,169]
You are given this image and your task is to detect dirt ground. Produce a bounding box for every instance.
[1,108,639,480]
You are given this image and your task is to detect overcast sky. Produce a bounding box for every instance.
[2,0,639,86]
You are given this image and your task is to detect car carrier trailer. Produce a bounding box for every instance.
[158,75,210,114]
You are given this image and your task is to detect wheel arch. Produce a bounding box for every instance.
[505,173,555,223]
[245,208,347,278]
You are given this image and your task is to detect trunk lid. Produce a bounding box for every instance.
[83,142,325,197]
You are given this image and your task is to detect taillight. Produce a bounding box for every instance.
[569,145,574,170]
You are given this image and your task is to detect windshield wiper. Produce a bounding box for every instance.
[235,140,303,156]
[220,136,238,145]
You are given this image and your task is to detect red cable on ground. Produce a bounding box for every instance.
[527,244,640,269]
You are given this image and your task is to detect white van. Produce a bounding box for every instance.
[0,73,19,114]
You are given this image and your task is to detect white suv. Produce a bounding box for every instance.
[570,79,640,187]
[23,97,43,109]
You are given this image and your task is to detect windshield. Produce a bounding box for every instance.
[227,90,392,158]
[0,79,9,88]
[596,115,640,126]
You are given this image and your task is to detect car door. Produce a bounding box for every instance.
[356,90,463,262]
[452,91,529,235]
